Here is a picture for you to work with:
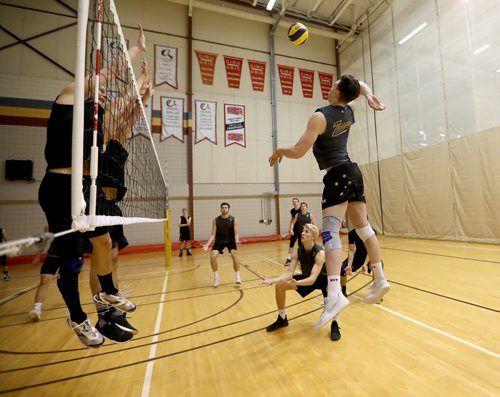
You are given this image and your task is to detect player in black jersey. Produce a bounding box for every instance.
[203,202,241,287]
[289,202,316,247]
[178,208,192,257]
[262,224,341,341]
[269,74,390,329]
[284,197,300,265]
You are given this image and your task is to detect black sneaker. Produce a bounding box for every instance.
[179,251,183,257]
[284,259,291,266]
[266,315,289,332]
[96,318,134,343]
[107,310,139,334]
[330,320,341,341]
[186,250,192,256]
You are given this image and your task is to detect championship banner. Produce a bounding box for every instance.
[195,51,218,85]
[160,96,184,142]
[298,68,315,98]
[248,60,266,92]
[224,104,246,147]
[318,72,334,100]
[277,64,294,96]
[223,56,243,88]
[154,45,178,89]
[194,100,217,144]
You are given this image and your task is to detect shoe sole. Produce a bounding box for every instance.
[29,312,41,321]
[114,322,139,335]
[363,284,390,304]
[313,298,350,328]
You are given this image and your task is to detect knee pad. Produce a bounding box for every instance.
[321,215,342,252]
[355,223,375,242]
[59,257,84,275]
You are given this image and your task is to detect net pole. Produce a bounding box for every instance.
[89,0,104,228]
[71,0,89,222]
[164,209,171,266]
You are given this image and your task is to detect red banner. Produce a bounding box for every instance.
[298,68,315,98]
[223,56,243,88]
[195,51,218,85]
[248,60,266,92]
[318,72,334,100]
[277,65,294,96]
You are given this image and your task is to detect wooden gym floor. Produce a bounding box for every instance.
[0,236,499,396]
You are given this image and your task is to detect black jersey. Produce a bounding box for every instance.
[296,212,312,232]
[312,104,355,170]
[290,207,300,232]
[297,243,326,277]
[215,215,236,243]
[99,139,129,201]
[45,100,104,169]
[0,228,5,243]
[180,216,190,234]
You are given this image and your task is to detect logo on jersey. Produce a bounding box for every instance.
[330,120,352,136]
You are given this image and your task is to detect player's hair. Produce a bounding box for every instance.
[300,202,308,207]
[292,197,299,202]
[220,202,230,209]
[303,223,319,240]
[337,74,361,103]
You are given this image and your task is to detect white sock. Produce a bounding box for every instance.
[287,254,291,260]
[371,261,385,281]
[235,271,240,278]
[34,302,42,311]
[214,271,220,279]
[327,276,341,298]
[278,309,286,319]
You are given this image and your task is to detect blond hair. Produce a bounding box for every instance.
[303,223,319,240]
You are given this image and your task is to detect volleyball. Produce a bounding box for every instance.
[288,22,309,45]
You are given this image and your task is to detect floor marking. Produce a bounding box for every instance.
[141,270,169,397]
[353,295,500,359]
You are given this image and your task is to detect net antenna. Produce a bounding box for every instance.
[72,0,168,232]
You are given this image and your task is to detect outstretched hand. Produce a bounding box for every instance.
[136,24,146,52]
[366,94,386,111]
[268,150,283,166]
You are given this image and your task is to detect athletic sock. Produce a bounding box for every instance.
[278,309,286,319]
[34,302,42,311]
[97,273,119,294]
[287,254,291,260]
[213,271,219,278]
[327,276,341,298]
[371,261,385,281]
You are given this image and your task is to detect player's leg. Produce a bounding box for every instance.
[229,245,241,284]
[266,277,298,332]
[29,254,58,321]
[210,247,221,287]
[347,201,390,303]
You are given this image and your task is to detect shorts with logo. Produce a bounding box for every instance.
[322,161,366,209]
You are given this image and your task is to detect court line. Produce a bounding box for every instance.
[354,296,499,358]
[141,270,169,397]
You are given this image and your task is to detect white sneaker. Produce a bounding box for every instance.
[213,275,221,287]
[29,308,41,321]
[312,293,350,328]
[93,291,136,312]
[67,317,104,348]
[235,274,242,284]
[364,279,390,304]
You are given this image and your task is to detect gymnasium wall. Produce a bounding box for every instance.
[339,0,500,243]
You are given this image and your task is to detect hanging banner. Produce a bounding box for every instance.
[195,51,218,85]
[277,64,294,96]
[223,56,244,88]
[224,104,246,147]
[318,72,334,100]
[154,45,178,89]
[160,96,184,142]
[195,100,217,144]
[248,60,266,92]
[298,68,315,98]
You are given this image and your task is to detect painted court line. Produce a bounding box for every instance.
[353,295,500,359]
[141,270,169,397]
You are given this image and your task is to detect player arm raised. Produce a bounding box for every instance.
[348,81,385,112]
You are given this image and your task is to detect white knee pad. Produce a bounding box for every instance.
[355,223,375,242]
[321,215,342,252]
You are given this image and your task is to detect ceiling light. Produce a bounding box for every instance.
[266,0,277,10]
[473,44,490,55]
[398,22,428,45]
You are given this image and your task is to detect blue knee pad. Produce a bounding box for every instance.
[321,215,342,252]
[59,257,84,275]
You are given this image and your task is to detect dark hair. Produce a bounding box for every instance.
[292,197,299,201]
[300,202,308,207]
[220,202,230,209]
[337,74,360,103]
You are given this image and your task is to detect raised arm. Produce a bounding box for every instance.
[349,81,385,112]
[269,112,326,166]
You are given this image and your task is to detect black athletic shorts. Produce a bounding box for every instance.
[289,231,301,248]
[321,162,366,209]
[179,228,191,242]
[213,241,237,254]
[341,258,370,276]
[294,273,328,298]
